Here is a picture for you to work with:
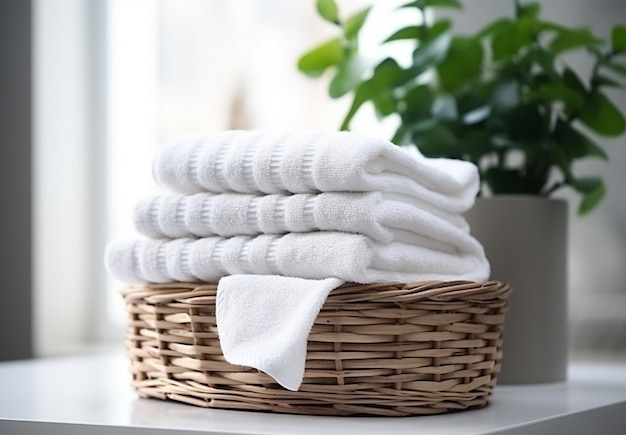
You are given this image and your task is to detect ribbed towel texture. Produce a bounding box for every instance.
[133,191,470,243]
[105,130,489,391]
[106,232,487,284]
[152,130,478,212]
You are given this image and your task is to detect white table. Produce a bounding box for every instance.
[0,353,625,434]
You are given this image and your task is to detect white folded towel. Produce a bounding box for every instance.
[133,191,470,243]
[152,130,479,213]
[104,232,489,285]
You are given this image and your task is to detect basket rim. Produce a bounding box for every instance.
[122,280,511,304]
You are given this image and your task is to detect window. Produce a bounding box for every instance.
[36,0,389,354]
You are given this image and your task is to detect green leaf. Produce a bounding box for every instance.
[548,28,602,55]
[339,58,409,129]
[372,91,398,117]
[388,20,451,44]
[570,177,607,214]
[463,128,493,161]
[412,32,452,71]
[316,0,340,25]
[424,0,462,8]
[551,145,574,180]
[344,7,371,40]
[592,74,623,88]
[485,168,528,194]
[328,56,367,98]
[384,26,421,43]
[490,22,517,60]
[391,126,409,145]
[455,80,492,114]
[436,36,483,92]
[571,177,604,193]
[400,0,462,9]
[553,118,609,161]
[491,19,535,60]
[579,91,626,136]
[533,83,585,113]
[297,38,343,77]
[538,20,571,35]
[506,104,547,142]
[603,60,626,78]
[490,79,520,113]
[475,18,513,39]
[340,83,372,130]
[402,85,435,121]
[562,67,587,94]
[410,121,459,157]
[522,47,558,81]
[369,57,411,88]
[517,2,540,19]
[611,25,626,54]
[432,94,458,120]
[428,20,453,41]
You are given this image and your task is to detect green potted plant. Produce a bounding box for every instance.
[298,0,626,383]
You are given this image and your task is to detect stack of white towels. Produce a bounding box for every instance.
[105,130,489,391]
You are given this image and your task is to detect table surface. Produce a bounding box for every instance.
[1,353,625,435]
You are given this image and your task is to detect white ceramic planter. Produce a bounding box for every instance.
[465,196,568,384]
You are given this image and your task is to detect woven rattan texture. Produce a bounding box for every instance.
[124,281,511,416]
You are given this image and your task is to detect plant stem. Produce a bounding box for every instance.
[591,52,611,93]
[418,7,428,40]
[497,149,506,170]
[514,0,522,18]
[544,181,564,196]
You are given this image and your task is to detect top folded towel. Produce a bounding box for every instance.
[152,130,479,213]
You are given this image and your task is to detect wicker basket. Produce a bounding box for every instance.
[124,280,511,416]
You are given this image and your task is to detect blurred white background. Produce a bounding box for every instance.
[32,0,626,358]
